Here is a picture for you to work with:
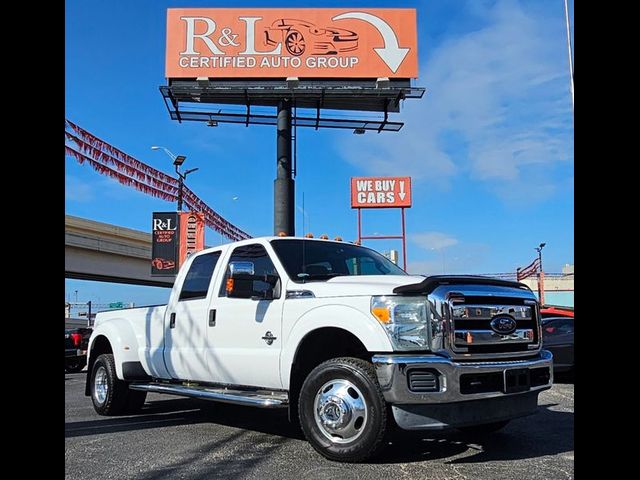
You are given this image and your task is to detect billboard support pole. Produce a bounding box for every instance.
[357,208,362,244]
[274,99,295,236]
[401,207,407,271]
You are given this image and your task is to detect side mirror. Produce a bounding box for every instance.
[229,261,255,277]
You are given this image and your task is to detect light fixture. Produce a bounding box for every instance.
[207,119,218,127]
[353,128,365,135]
[376,77,390,88]
[173,155,186,167]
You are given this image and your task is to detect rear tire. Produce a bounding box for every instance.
[298,357,387,463]
[90,353,130,415]
[458,420,510,434]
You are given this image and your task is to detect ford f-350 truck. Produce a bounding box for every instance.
[85,237,553,462]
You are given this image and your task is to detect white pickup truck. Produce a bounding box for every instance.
[85,236,553,462]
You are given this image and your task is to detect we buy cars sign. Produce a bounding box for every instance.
[351,177,412,208]
[166,8,418,78]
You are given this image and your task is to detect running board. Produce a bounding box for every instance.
[129,383,288,409]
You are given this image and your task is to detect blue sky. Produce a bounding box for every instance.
[65,0,573,308]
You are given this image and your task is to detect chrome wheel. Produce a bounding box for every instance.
[94,365,108,405]
[313,379,368,444]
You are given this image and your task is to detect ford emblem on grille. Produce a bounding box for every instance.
[490,316,517,335]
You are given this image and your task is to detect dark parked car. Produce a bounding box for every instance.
[541,316,574,372]
[65,327,92,373]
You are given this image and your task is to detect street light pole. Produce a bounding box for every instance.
[535,242,546,273]
[151,146,198,212]
[535,242,546,305]
[176,167,184,211]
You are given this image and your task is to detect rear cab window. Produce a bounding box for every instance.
[179,251,221,301]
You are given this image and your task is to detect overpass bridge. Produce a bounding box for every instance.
[65,215,174,288]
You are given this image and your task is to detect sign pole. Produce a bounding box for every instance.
[357,208,362,243]
[401,207,407,270]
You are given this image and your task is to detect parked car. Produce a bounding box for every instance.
[541,316,574,372]
[540,305,574,319]
[85,236,552,462]
[65,327,92,373]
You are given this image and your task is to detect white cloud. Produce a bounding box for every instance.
[338,0,573,202]
[65,175,93,202]
[411,232,459,251]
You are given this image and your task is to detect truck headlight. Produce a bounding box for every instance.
[371,296,429,351]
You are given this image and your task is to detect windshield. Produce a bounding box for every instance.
[270,239,407,282]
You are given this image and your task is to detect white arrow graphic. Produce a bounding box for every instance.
[398,180,406,200]
[332,12,410,74]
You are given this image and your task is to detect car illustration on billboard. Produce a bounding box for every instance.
[264,18,359,56]
[151,258,176,270]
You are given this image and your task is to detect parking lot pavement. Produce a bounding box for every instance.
[65,373,573,479]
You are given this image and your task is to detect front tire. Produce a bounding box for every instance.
[90,353,130,415]
[298,357,387,463]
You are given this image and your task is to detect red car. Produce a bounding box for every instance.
[540,305,574,318]
[264,19,358,56]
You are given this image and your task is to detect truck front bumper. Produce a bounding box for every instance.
[372,350,553,430]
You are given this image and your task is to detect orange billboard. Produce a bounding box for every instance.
[166,8,418,79]
[179,212,205,267]
[351,176,412,208]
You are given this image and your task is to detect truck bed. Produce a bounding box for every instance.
[93,304,168,379]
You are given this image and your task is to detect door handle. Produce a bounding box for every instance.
[209,309,216,327]
[170,312,176,329]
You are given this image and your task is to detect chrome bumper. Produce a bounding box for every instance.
[372,349,553,404]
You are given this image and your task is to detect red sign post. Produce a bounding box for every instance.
[178,212,206,267]
[351,176,412,270]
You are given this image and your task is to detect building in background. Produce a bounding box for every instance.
[519,264,574,307]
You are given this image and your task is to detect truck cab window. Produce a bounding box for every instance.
[179,251,221,301]
[219,244,280,298]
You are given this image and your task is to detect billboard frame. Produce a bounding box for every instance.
[356,207,408,271]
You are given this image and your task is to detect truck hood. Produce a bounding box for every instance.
[291,275,426,298]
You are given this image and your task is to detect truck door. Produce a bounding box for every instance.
[207,243,284,389]
[164,250,222,381]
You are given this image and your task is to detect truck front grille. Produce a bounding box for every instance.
[449,297,539,356]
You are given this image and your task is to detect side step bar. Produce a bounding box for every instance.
[129,383,288,409]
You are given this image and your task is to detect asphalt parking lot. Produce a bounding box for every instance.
[65,373,574,479]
